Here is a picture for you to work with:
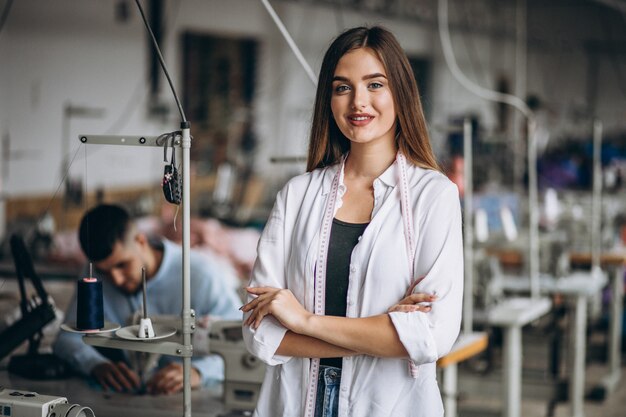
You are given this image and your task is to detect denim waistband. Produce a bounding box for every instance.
[319,365,341,386]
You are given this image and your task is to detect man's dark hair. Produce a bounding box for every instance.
[79,204,131,262]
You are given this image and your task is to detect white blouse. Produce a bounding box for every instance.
[243,159,464,417]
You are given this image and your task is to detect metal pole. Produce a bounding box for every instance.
[569,296,587,417]
[513,0,527,194]
[503,326,522,417]
[259,0,317,86]
[181,124,192,417]
[463,118,473,334]
[527,119,539,299]
[605,264,624,391]
[442,364,458,417]
[591,120,603,274]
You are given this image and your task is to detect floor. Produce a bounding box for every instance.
[457,361,626,417]
[454,321,626,417]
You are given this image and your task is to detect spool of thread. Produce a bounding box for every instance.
[76,277,104,330]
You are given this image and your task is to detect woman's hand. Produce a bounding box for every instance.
[241,287,312,333]
[387,292,437,313]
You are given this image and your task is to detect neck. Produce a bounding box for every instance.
[345,140,397,180]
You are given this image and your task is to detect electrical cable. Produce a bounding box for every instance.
[260,0,317,86]
[437,0,533,119]
[34,143,83,232]
[0,0,14,38]
[459,0,491,88]
[104,0,184,134]
[133,0,187,123]
[438,0,543,297]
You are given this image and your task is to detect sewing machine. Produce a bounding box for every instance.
[0,387,95,417]
[208,320,265,412]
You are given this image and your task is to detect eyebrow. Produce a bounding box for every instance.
[332,73,387,82]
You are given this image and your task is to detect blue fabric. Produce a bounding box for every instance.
[314,366,342,417]
[53,239,242,386]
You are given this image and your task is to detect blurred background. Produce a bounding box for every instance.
[0,1,625,416]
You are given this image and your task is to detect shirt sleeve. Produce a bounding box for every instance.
[388,180,464,365]
[52,290,109,375]
[242,190,291,366]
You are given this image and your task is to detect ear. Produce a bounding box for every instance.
[134,233,148,247]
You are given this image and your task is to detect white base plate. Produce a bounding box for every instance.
[60,321,121,334]
[115,324,177,341]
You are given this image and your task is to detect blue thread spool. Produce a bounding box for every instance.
[76,277,104,331]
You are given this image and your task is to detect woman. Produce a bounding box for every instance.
[241,26,463,417]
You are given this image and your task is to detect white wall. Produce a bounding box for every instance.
[1,0,624,199]
[3,0,167,196]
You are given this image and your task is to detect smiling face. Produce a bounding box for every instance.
[330,47,397,150]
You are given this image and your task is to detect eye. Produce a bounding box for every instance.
[114,261,129,270]
[369,81,384,89]
[334,84,350,94]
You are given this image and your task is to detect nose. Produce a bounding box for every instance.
[351,85,367,110]
[109,270,125,287]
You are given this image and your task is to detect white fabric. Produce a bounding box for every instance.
[243,161,464,417]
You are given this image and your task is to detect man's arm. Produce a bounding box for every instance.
[53,291,110,375]
[53,284,140,392]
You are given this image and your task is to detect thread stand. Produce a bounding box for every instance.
[137,267,156,339]
[78,129,194,417]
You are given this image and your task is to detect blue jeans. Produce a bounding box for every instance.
[314,366,342,417]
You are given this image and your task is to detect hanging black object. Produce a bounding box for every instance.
[161,133,182,205]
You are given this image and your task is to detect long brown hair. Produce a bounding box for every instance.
[307,26,440,172]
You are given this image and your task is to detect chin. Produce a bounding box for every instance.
[122,285,141,295]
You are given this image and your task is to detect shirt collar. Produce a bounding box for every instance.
[321,153,400,195]
[377,159,399,187]
[149,238,173,285]
[321,158,345,196]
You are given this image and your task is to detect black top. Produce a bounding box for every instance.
[320,218,368,369]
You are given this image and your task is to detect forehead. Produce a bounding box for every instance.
[94,241,133,271]
[334,47,386,77]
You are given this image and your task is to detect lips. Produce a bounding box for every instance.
[347,113,374,126]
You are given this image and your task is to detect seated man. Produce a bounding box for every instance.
[54,204,242,394]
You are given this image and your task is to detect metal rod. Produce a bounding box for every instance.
[142,267,148,319]
[133,0,187,122]
[528,119,540,299]
[181,125,192,417]
[591,119,603,274]
[513,0,528,194]
[463,117,473,334]
[83,335,192,356]
[77,134,170,148]
[260,0,317,86]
